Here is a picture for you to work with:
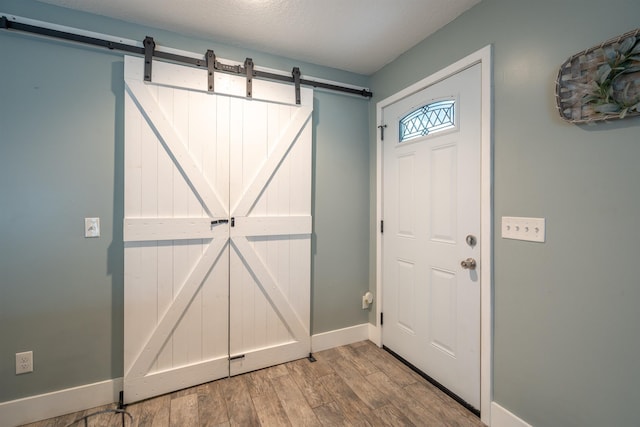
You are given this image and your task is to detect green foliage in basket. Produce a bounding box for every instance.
[579,36,640,119]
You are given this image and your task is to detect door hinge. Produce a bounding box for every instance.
[377,124,387,141]
[380,312,384,326]
[380,220,384,234]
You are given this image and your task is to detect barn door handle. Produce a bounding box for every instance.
[461,258,477,270]
[211,219,229,225]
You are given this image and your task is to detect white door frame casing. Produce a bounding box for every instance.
[373,45,493,425]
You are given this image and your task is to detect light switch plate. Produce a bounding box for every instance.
[502,216,545,242]
[85,217,100,238]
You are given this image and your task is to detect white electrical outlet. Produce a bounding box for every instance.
[16,351,33,375]
[85,217,100,238]
[362,291,374,309]
[502,216,546,242]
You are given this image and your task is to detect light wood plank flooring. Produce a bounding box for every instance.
[22,341,485,427]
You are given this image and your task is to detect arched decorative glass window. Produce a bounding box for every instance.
[399,99,456,143]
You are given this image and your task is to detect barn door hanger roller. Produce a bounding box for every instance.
[143,36,260,99]
[0,15,372,104]
[144,36,318,105]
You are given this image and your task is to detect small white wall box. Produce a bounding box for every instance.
[85,217,100,238]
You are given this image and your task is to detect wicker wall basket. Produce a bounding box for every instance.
[556,28,640,124]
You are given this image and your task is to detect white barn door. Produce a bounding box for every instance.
[228,100,312,375]
[123,56,312,403]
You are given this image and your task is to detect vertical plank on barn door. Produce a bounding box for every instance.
[229,95,313,376]
[123,56,229,403]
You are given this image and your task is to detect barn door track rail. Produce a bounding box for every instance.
[0,14,373,104]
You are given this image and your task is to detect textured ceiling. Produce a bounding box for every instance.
[36,0,480,75]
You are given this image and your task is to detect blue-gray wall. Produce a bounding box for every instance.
[4,1,640,425]
[0,0,370,402]
[370,1,640,426]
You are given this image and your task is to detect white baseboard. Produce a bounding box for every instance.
[311,323,369,352]
[2,326,370,426]
[491,402,533,427]
[0,378,122,427]
[368,322,381,346]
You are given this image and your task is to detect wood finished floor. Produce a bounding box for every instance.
[22,341,485,427]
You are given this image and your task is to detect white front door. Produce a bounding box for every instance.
[382,63,481,409]
[123,56,312,403]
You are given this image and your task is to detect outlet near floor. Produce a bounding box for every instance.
[16,351,33,374]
